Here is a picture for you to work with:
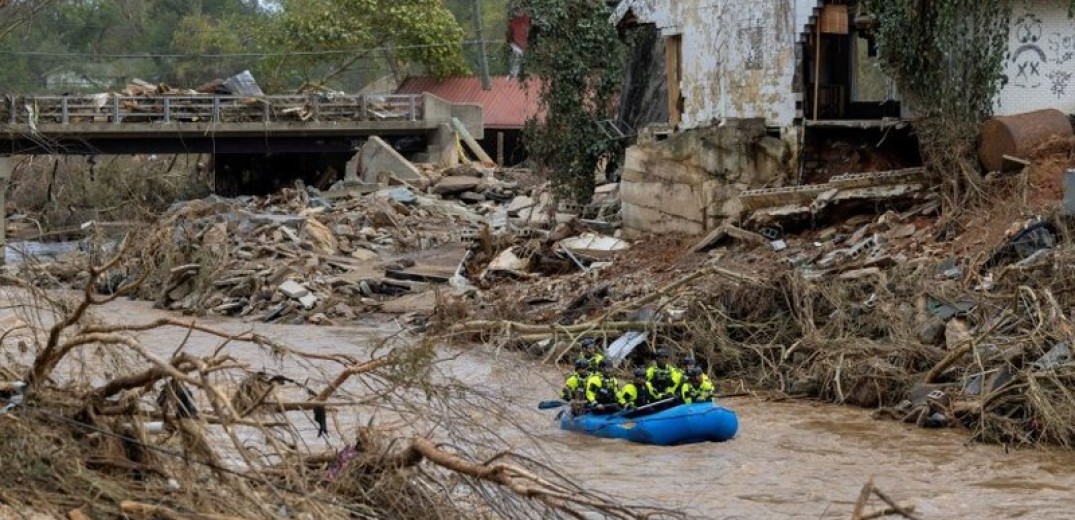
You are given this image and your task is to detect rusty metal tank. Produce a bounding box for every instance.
[979,109,1073,172]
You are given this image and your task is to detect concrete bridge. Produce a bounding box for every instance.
[0,92,482,193]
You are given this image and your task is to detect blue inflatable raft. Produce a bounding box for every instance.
[560,401,738,445]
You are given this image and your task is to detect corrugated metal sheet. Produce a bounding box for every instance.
[396,76,540,129]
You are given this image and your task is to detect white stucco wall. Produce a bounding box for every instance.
[996,0,1075,116]
[617,0,820,129]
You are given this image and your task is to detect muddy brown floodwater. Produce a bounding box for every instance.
[68,300,1075,519]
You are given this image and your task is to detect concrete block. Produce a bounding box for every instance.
[278,280,310,299]
[432,176,481,195]
[620,180,707,222]
[1064,169,1075,217]
[621,203,705,238]
[360,136,424,184]
[298,293,319,310]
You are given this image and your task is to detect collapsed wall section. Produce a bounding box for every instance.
[620,120,792,238]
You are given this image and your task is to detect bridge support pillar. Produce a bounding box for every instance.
[426,123,459,168]
[0,156,10,265]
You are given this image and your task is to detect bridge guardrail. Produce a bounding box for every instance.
[2,94,425,126]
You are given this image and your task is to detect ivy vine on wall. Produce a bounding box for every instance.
[511,0,625,205]
[865,0,1012,204]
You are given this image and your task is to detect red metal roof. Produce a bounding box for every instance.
[396,76,540,130]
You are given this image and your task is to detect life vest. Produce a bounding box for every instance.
[562,372,587,400]
[646,364,682,395]
[619,381,657,407]
[577,353,606,371]
[680,378,715,404]
[585,373,620,405]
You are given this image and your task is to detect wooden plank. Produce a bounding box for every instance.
[451,117,494,164]
[820,4,849,35]
[665,35,682,129]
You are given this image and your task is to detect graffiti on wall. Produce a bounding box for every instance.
[1046,32,1075,64]
[1009,12,1045,89]
[1047,70,1072,98]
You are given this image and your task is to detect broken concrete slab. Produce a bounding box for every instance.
[380,290,438,314]
[459,191,486,204]
[360,136,425,184]
[690,224,768,253]
[506,195,535,216]
[298,293,318,310]
[278,280,310,299]
[432,176,482,196]
[558,233,630,259]
[485,247,529,275]
[384,245,469,284]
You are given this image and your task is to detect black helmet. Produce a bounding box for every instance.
[687,367,703,377]
[597,359,611,370]
[655,348,669,358]
[633,367,647,378]
[581,337,597,349]
[574,359,589,370]
[682,355,696,366]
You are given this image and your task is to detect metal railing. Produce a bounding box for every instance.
[3,94,425,126]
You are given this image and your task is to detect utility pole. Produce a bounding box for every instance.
[472,0,491,90]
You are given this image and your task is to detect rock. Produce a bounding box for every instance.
[386,187,417,205]
[350,248,379,261]
[885,223,917,240]
[506,195,535,216]
[278,280,310,299]
[298,293,319,310]
[944,319,972,349]
[305,187,332,209]
[919,317,946,345]
[458,191,486,204]
[242,212,306,229]
[432,176,482,196]
[1031,342,1072,371]
[332,224,355,237]
[334,303,356,319]
[303,219,338,255]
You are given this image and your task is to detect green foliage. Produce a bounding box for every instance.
[865,0,1011,202]
[443,0,512,76]
[514,0,624,204]
[171,15,248,86]
[260,0,469,88]
[0,0,472,94]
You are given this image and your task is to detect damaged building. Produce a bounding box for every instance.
[612,0,1075,237]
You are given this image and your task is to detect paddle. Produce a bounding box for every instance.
[538,399,566,410]
[621,397,678,419]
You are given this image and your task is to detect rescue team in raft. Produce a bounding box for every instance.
[562,339,715,413]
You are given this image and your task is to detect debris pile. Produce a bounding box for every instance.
[443,137,1075,448]
[30,160,625,327]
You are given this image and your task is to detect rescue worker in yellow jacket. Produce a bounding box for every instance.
[679,367,715,404]
[680,355,712,391]
[561,359,590,401]
[585,359,622,411]
[646,349,682,398]
[577,337,605,371]
[619,367,659,408]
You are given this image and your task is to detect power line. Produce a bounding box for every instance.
[0,39,508,59]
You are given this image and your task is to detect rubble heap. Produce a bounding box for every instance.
[445,138,1075,448]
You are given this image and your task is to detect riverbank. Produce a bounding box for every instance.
[14,138,1075,451]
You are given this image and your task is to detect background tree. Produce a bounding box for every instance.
[258,0,470,90]
[513,0,624,204]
